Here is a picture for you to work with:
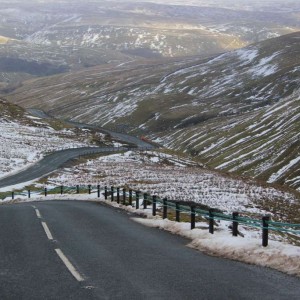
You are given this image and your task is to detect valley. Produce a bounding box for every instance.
[5,32,300,190]
[0,0,300,252]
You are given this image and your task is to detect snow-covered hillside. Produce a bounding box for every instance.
[7,32,300,190]
[45,151,300,230]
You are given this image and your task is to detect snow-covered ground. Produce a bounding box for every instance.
[44,151,295,213]
[132,214,300,278]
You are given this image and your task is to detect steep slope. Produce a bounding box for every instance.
[159,89,300,188]
[6,32,300,189]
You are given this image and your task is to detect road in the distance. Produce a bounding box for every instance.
[0,109,155,189]
[0,147,124,189]
[1,200,299,300]
[27,108,155,149]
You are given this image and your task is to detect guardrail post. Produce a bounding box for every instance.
[129,189,133,206]
[262,215,270,247]
[60,185,63,195]
[191,205,196,229]
[152,195,157,216]
[117,187,120,204]
[76,185,80,194]
[88,184,91,194]
[97,185,100,197]
[111,186,114,202]
[136,191,140,209]
[143,193,148,209]
[105,186,108,200]
[163,198,167,219]
[209,209,214,234]
[44,188,47,197]
[28,190,31,199]
[232,212,239,237]
[176,202,180,222]
[122,188,126,205]
[12,191,14,200]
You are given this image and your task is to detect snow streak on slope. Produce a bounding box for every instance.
[160,89,300,189]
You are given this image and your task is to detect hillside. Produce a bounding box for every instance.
[6,32,300,190]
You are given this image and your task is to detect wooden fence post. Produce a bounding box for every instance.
[111,186,114,202]
[28,190,31,199]
[262,215,270,247]
[117,187,120,204]
[129,189,133,206]
[12,192,14,200]
[191,206,196,229]
[60,185,63,195]
[209,209,214,234]
[136,191,140,209]
[163,198,168,219]
[44,188,47,197]
[122,188,126,205]
[97,185,100,198]
[88,184,91,194]
[105,186,108,200]
[176,202,180,222]
[76,185,80,194]
[232,212,239,237]
[143,193,148,209]
[152,195,157,216]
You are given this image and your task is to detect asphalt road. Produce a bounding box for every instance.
[1,200,299,300]
[27,108,155,149]
[0,147,124,189]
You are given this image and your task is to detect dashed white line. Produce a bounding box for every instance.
[55,249,85,282]
[35,209,42,219]
[33,207,84,282]
[41,222,54,240]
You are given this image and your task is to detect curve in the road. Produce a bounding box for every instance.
[0,147,125,189]
[27,108,156,149]
[0,108,156,189]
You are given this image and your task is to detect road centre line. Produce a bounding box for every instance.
[55,248,85,282]
[35,207,84,282]
[41,222,54,240]
[35,209,42,219]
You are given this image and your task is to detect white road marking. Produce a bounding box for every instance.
[55,249,84,282]
[41,222,54,240]
[35,209,42,219]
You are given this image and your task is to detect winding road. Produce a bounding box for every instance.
[28,108,155,149]
[0,147,126,189]
[0,109,154,189]
[1,200,299,299]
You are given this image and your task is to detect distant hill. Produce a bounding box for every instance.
[0,0,298,92]
[6,32,300,190]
